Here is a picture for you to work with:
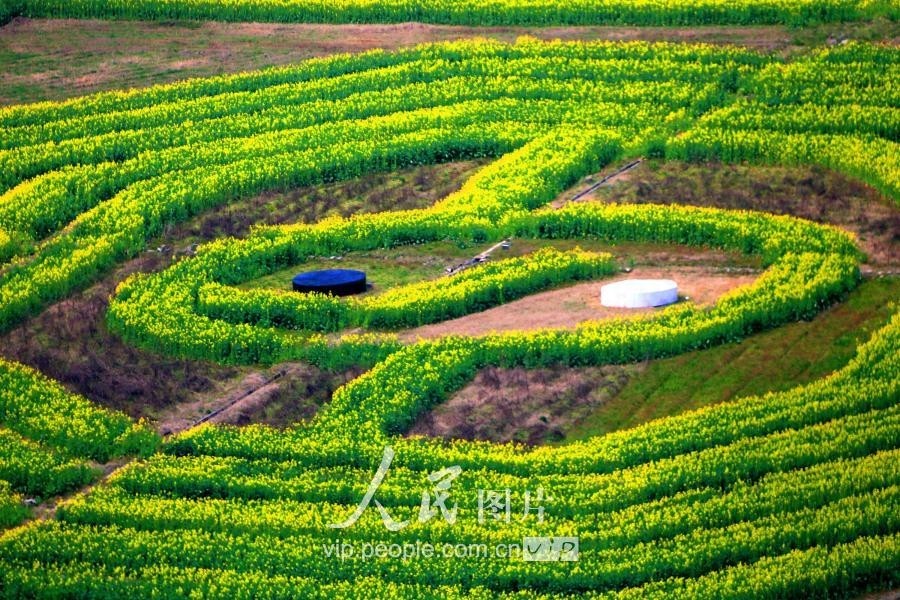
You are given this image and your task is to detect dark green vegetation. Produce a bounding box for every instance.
[0,481,28,528]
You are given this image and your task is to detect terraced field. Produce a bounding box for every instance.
[0,14,897,600]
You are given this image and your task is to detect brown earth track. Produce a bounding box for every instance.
[400,265,758,341]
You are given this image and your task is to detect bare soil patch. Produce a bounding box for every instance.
[155,362,364,435]
[0,249,239,421]
[407,364,642,445]
[169,160,484,241]
[400,265,758,341]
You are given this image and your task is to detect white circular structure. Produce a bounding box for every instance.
[600,279,679,308]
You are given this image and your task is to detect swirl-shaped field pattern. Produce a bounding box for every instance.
[0,39,898,597]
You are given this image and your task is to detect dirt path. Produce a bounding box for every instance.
[400,265,758,341]
[552,158,643,207]
[0,456,131,542]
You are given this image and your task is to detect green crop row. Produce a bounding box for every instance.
[3,485,896,593]
[0,358,157,502]
[698,100,900,141]
[0,39,765,129]
[0,359,159,462]
[0,56,705,189]
[0,57,714,154]
[0,480,27,529]
[99,405,900,523]
[55,450,899,556]
[667,129,900,202]
[198,247,616,332]
[0,428,97,498]
[8,0,896,27]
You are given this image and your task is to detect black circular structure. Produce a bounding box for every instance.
[292,269,367,296]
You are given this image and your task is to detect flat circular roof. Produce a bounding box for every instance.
[600,279,678,308]
[292,269,367,296]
